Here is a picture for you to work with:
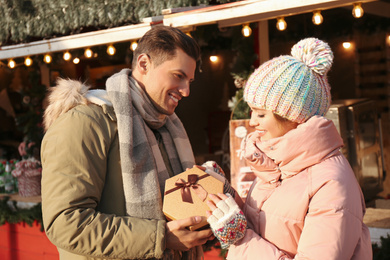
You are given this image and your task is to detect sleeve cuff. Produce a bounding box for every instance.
[155,219,166,258]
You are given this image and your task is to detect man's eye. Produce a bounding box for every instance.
[175,74,183,79]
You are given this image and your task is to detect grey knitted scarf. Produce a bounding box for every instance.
[105,68,195,220]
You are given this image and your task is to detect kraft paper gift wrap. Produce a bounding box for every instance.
[163,167,224,231]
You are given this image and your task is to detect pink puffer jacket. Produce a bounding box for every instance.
[227,116,372,260]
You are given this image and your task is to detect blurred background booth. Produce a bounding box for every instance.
[325,99,385,201]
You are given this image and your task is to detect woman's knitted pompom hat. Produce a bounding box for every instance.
[244,38,334,123]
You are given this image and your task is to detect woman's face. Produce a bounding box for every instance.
[248,105,299,141]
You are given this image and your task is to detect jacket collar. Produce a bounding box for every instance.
[255,116,343,180]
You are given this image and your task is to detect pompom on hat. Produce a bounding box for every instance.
[244,37,334,123]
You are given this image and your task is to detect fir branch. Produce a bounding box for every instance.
[373,234,390,260]
[1,0,237,45]
[0,196,43,231]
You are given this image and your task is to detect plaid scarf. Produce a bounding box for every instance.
[105,69,203,259]
[106,68,195,220]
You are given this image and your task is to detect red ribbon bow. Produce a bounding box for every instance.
[174,174,208,204]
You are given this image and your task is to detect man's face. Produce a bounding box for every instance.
[143,49,196,115]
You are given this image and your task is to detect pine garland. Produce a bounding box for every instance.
[0,196,43,231]
[229,88,251,120]
[0,0,235,45]
[373,235,390,260]
[15,66,46,158]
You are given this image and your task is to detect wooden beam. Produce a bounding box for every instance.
[258,20,270,65]
[162,0,378,29]
[345,1,390,18]
[0,0,379,60]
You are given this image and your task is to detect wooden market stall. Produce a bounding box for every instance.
[1,0,390,259]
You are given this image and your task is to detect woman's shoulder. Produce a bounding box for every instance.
[308,154,365,214]
[309,153,355,184]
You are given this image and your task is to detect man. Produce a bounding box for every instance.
[41,26,213,260]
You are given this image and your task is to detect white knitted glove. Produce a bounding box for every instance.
[207,194,247,249]
[202,161,236,198]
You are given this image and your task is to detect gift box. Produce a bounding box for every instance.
[163,167,224,231]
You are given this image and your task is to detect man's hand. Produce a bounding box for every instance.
[165,216,214,251]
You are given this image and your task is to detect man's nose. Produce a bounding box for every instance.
[179,81,190,97]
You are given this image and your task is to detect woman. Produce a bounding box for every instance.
[206,38,372,259]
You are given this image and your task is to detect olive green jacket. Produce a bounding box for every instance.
[41,103,166,259]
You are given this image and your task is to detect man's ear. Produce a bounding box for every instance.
[136,53,151,74]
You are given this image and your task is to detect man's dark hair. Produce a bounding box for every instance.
[132,26,200,68]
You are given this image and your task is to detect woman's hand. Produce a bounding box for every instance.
[206,193,247,249]
[193,162,237,198]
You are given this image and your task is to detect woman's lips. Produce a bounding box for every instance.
[256,130,266,137]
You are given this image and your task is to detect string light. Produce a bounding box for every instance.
[276,17,287,31]
[352,3,364,18]
[8,59,16,69]
[43,54,52,64]
[63,51,72,61]
[343,42,352,49]
[209,55,218,63]
[73,57,80,64]
[241,24,252,37]
[107,44,116,55]
[312,11,323,25]
[130,41,138,51]
[24,57,33,66]
[84,48,93,58]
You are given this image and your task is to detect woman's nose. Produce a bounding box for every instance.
[249,116,257,127]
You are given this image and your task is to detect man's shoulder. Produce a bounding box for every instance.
[68,103,116,123]
[46,104,117,136]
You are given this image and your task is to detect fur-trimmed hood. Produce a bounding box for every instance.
[43,79,111,132]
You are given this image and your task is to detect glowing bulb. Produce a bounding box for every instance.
[73,57,80,64]
[210,55,218,63]
[352,3,364,18]
[107,44,116,55]
[343,42,352,49]
[130,41,138,51]
[24,57,33,66]
[276,17,287,31]
[312,11,323,25]
[63,51,72,61]
[8,59,16,69]
[44,54,52,64]
[84,48,93,58]
[241,24,252,37]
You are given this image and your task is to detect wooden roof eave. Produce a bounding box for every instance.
[0,0,379,61]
